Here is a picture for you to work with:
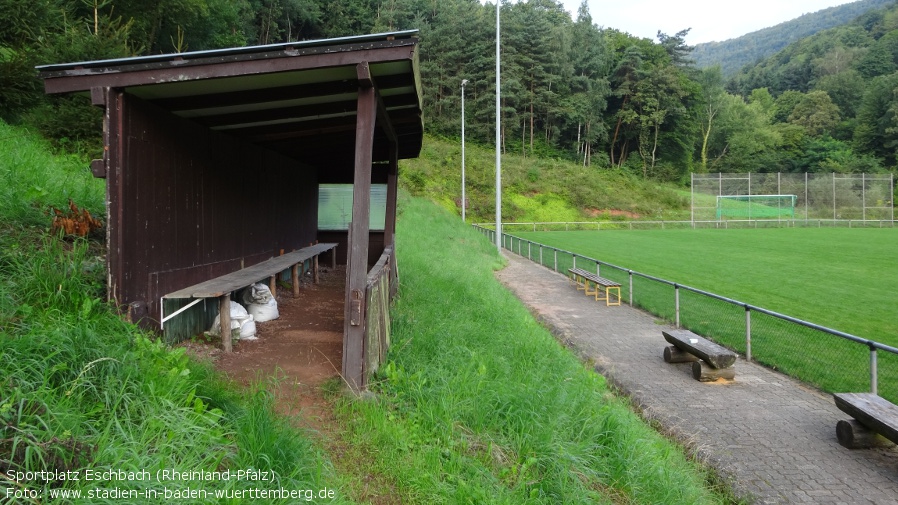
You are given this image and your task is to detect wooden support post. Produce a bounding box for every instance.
[331,246,337,269]
[314,255,320,284]
[292,263,300,298]
[691,361,735,382]
[384,141,398,248]
[269,275,277,298]
[220,294,232,353]
[663,345,700,363]
[343,63,377,391]
[837,419,893,449]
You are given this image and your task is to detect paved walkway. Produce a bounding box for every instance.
[495,252,898,505]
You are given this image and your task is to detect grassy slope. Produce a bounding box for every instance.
[519,228,898,344]
[399,135,690,224]
[332,195,734,504]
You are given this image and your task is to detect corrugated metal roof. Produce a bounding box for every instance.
[36,30,419,71]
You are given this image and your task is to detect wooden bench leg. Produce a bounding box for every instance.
[292,263,300,298]
[607,286,621,306]
[269,275,277,299]
[220,293,232,353]
[314,254,320,284]
[692,361,735,382]
[836,419,893,449]
[663,345,699,363]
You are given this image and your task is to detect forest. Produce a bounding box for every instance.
[3,0,898,181]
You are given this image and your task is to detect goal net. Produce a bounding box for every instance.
[716,194,797,220]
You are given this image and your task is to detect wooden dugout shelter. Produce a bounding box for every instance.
[37,31,423,389]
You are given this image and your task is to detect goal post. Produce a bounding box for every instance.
[715,194,797,220]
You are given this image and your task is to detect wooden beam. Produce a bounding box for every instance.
[384,142,398,248]
[342,80,377,391]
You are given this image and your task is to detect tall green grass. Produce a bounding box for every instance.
[0,236,345,504]
[333,196,735,504]
[0,121,104,226]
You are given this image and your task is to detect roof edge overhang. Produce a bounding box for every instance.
[36,31,424,161]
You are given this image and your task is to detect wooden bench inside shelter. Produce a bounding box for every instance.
[568,268,621,306]
[833,392,898,449]
[662,329,737,382]
[162,242,337,352]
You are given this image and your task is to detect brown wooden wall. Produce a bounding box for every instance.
[109,93,318,327]
[317,231,385,267]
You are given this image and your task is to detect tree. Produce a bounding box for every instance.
[697,66,726,172]
[788,90,841,136]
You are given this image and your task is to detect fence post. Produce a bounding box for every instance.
[596,262,601,277]
[674,284,680,328]
[528,241,531,260]
[870,344,878,395]
[628,270,633,306]
[539,245,543,266]
[553,250,557,272]
[745,305,752,361]
[573,255,577,270]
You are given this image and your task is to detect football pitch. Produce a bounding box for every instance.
[518,227,897,344]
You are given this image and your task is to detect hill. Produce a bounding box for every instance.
[399,135,691,224]
[692,0,894,75]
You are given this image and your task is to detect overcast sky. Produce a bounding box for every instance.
[555,0,855,44]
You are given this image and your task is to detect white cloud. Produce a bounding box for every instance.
[556,0,854,43]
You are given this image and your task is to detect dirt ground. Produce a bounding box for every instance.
[179,264,346,431]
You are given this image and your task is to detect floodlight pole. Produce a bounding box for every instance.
[495,0,502,251]
[461,78,468,223]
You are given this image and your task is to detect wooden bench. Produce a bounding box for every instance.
[833,392,898,449]
[568,268,621,306]
[662,329,737,382]
[162,242,337,351]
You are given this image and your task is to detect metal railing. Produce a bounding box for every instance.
[491,219,896,232]
[474,225,898,403]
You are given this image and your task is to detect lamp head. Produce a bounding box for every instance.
[461,79,469,87]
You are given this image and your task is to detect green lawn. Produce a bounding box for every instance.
[518,228,898,344]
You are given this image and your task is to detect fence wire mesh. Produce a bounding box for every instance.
[481,226,898,405]
[692,172,894,222]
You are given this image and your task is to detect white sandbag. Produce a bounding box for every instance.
[246,298,279,323]
[209,301,257,340]
[240,283,273,305]
[240,283,279,322]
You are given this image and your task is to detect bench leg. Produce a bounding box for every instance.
[292,263,300,298]
[663,345,699,363]
[607,286,621,306]
[691,361,735,382]
[836,419,893,449]
[220,293,232,353]
[314,254,320,284]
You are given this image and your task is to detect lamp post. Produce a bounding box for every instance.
[495,1,502,251]
[461,79,468,223]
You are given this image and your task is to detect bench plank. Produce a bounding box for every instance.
[164,243,337,299]
[833,393,898,445]
[662,329,736,369]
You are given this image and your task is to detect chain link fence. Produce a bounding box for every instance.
[479,226,898,405]
[692,173,894,222]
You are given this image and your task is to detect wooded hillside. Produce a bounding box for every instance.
[693,0,894,76]
[2,0,898,183]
